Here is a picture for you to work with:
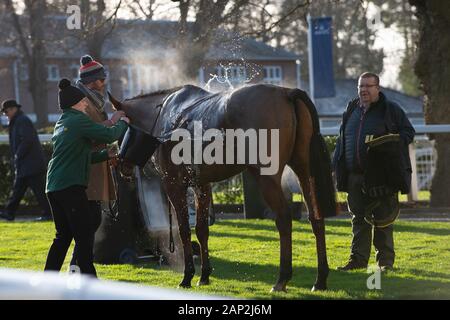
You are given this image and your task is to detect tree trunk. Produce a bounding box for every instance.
[81,0,110,61]
[409,0,450,207]
[27,0,48,128]
[175,0,237,80]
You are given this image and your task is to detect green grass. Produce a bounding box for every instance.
[0,218,449,299]
[293,191,431,203]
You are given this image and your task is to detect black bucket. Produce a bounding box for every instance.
[119,126,161,167]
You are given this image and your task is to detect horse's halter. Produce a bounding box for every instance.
[117,103,164,182]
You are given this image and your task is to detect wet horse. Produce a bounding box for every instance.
[109,84,337,292]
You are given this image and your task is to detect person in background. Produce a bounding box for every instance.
[0,99,51,222]
[333,72,415,272]
[44,78,129,277]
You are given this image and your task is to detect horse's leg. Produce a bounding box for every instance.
[162,177,195,288]
[309,217,328,291]
[194,184,212,286]
[290,163,329,291]
[256,172,292,292]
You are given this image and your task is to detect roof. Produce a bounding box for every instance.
[0,18,299,62]
[207,33,300,61]
[303,79,423,117]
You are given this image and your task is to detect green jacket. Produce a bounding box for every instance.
[46,108,128,193]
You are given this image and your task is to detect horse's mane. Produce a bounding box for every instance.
[125,86,184,101]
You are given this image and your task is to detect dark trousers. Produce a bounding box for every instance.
[5,172,51,217]
[44,186,97,277]
[70,200,102,266]
[347,173,396,267]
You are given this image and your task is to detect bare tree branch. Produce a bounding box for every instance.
[4,0,31,60]
[81,0,123,36]
[241,0,311,38]
[128,0,161,20]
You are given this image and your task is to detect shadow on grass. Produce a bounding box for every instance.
[210,231,280,243]
[0,257,17,261]
[405,268,450,280]
[210,230,310,246]
[215,220,279,232]
[326,219,450,236]
[328,269,450,299]
[393,224,450,236]
[216,220,350,237]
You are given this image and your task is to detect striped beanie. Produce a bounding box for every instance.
[79,55,107,84]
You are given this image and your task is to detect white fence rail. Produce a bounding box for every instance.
[1,124,450,201]
[321,124,450,201]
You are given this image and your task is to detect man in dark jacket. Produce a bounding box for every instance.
[0,100,51,221]
[332,73,415,271]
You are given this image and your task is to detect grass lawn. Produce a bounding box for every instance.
[0,218,449,299]
[293,191,431,203]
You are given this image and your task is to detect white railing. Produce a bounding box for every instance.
[320,124,450,136]
[321,124,450,201]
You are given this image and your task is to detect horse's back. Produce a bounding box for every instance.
[225,84,295,130]
[155,85,228,140]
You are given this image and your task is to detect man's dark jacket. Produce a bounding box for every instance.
[332,92,415,194]
[8,110,46,178]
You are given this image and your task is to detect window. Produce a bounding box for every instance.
[70,64,79,82]
[140,65,158,92]
[121,65,159,99]
[215,66,246,86]
[47,65,60,81]
[19,64,29,81]
[121,65,133,98]
[263,66,282,85]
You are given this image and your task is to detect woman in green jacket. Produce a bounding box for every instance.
[44,78,129,277]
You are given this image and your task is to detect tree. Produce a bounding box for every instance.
[5,0,49,128]
[48,0,123,61]
[127,0,161,20]
[236,0,385,82]
[408,0,450,207]
[172,0,252,79]
[381,0,421,96]
[79,0,123,60]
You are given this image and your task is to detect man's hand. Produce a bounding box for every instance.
[111,111,126,124]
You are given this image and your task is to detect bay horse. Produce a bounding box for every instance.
[108,84,337,292]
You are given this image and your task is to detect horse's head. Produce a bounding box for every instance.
[109,87,184,133]
[108,87,181,180]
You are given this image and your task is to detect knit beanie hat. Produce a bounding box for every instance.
[79,55,107,84]
[58,78,86,109]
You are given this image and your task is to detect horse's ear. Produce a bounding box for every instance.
[108,91,122,111]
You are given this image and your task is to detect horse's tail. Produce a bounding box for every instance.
[288,89,338,218]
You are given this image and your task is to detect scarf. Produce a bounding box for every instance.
[76,80,107,115]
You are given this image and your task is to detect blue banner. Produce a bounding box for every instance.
[308,16,336,98]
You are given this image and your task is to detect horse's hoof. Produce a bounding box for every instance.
[311,284,327,292]
[178,282,192,289]
[197,279,210,286]
[270,284,287,293]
